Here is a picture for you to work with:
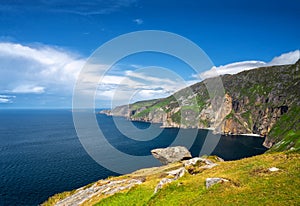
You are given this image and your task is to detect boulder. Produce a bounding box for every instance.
[151,146,192,165]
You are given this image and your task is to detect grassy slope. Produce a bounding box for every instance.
[268,106,300,152]
[95,152,300,206]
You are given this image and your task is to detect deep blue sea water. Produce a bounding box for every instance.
[0,110,267,205]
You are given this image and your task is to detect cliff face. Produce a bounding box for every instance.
[105,60,300,150]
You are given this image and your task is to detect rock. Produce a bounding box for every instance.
[206,178,229,189]
[184,157,219,174]
[154,167,186,193]
[154,178,174,193]
[216,156,225,162]
[263,136,276,148]
[201,163,218,169]
[151,146,192,165]
[268,167,280,172]
[55,178,144,206]
[165,167,186,179]
[183,157,203,166]
[183,157,217,168]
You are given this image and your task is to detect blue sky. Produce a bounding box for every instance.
[0,0,299,108]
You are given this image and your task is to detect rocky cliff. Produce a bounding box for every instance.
[103,60,300,151]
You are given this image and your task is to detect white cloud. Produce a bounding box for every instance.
[268,50,300,66]
[11,85,45,94]
[0,98,10,103]
[200,50,300,79]
[0,95,15,103]
[133,18,143,25]
[95,67,188,104]
[0,42,86,95]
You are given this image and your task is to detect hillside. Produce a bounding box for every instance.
[103,60,300,151]
[43,151,300,205]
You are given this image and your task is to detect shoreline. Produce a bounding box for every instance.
[100,112,263,138]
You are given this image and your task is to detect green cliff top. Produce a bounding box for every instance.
[43,151,300,206]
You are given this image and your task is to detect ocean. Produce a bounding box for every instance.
[0,109,267,205]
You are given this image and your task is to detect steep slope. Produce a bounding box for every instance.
[104,60,300,150]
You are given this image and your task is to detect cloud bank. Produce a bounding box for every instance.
[0,42,189,106]
[0,41,298,107]
[200,50,300,79]
[0,42,85,104]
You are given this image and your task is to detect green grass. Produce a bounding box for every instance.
[130,99,159,110]
[94,152,300,206]
[95,185,154,206]
[132,96,176,118]
[268,106,300,152]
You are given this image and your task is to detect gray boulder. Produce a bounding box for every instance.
[151,146,192,165]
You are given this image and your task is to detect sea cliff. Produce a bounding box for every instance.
[101,60,300,151]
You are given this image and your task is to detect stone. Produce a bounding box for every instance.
[151,146,192,165]
[206,178,228,189]
[268,167,280,172]
[55,178,144,206]
[154,178,173,193]
[183,157,203,166]
[154,167,186,193]
[165,167,186,179]
[183,157,218,169]
[216,156,225,162]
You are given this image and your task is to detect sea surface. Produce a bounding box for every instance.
[0,109,267,205]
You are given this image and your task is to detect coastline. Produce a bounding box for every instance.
[99,112,263,138]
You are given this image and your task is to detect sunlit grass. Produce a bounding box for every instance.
[96,152,300,206]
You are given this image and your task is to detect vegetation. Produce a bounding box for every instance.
[42,189,78,206]
[268,106,300,152]
[94,152,300,206]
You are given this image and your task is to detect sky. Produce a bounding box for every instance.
[0,0,299,108]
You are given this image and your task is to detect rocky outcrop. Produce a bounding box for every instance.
[183,157,218,169]
[153,154,224,193]
[54,178,144,206]
[151,146,192,165]
[44,143,229,205]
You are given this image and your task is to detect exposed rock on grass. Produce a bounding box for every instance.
[205,177,229,189]
[154,167,186,193]
[53,178,144,206]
